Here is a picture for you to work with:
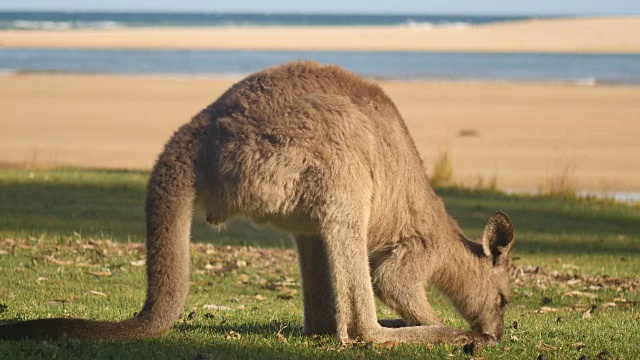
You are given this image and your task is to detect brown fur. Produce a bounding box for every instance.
[0,62,515,344]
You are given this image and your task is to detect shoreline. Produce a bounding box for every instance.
[0,70,623,86]
[1,17,640,53]
[2,73,640,194]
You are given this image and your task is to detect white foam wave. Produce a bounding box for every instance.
[7,20,124,30]
[574,77,597,86]
[76,21,123,29]
[0,68,17,76]
[403,20,471,30]
[141,72,249,80]
[12,20,72,30]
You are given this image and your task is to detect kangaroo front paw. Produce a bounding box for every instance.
[454,331,496,345]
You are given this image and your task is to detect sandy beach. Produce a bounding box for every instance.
[1,17,640,53]
[2,74,639,193]
[2,16,640,193]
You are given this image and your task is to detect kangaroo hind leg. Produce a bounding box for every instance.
[319,208,382,343]
[295,235,336,335]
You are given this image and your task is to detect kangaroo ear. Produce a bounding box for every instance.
[482,211,515,266]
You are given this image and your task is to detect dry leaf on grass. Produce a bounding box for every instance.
[86,290,106,297]
[536,306,559,313]
[87,271,111,277]
[130,260,145,267]
[513,264,639,296]
[536,341,557,352]
[42,255,74,266]
[276,325,288,343]
[566,279,581,286]
[565,291,598,299]
[202,304,232,311]
[572,342,588,351]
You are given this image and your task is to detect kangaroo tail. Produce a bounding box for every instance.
[0,123,202,340]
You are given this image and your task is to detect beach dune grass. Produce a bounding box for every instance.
[538,157,580,199]
[429,148,454,188]
[0,168,638,359]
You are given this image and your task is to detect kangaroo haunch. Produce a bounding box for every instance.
[0,62,515,344]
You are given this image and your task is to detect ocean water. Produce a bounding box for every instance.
[1,11,637,84]
[2,49,640,85]
[0,11,533,30]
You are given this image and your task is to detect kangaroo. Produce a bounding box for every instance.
[0,61,515,344]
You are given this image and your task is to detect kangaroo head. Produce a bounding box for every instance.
[465,211,515,341]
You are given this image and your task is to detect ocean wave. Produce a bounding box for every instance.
[3,19,475,30]
[0,67,250,79]
[574,77,597,86]
[403,19,472,30]
[0,12,535,30]
[1,18,479,31]
[0,68,17,76]
[406,76,602,86]
[131,72,250,80]
[3,20,124,30]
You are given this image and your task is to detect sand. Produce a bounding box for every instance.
[1,17,640,53]
[2,74,639,193]
[2,16,639,193]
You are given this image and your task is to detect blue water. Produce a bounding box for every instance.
[1,11,637,84]
[2,49,640,85]
[0,11,533,30]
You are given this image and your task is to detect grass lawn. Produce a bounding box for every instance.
[0,168,638,359]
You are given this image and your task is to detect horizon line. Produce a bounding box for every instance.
[1,9,638,17]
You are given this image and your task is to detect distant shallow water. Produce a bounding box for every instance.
[506,189,640,204]
[579,191,640,204]
[2,49,640,85]
[0,11,533,30]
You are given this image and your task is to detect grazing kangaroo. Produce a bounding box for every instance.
[0,62,515,344]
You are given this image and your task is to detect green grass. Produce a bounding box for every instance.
[0,168,638,359]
